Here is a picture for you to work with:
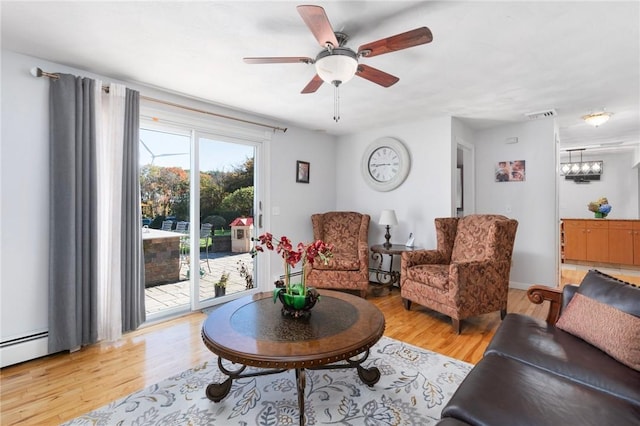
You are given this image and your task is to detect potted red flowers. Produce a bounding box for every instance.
[251,233,333,317]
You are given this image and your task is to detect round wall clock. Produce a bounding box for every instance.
[361,137,411,191]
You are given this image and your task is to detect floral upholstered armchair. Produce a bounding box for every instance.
[304,211,371,298]
[400,214,518,334]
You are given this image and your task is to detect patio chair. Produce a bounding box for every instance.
[200,223,213,271]
[161,220,173,231]
[175,221,189,233]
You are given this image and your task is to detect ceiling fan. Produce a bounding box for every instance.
[244,5,433,121]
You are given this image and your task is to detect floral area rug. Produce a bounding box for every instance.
[62,336,472,425]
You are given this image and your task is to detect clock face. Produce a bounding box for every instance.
[361,137,411,192]
[368,147,400,182]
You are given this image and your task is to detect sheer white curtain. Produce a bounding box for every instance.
[96,82,126,342]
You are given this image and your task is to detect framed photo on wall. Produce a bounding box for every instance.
[296,161,310,183]
[495,160,526,182]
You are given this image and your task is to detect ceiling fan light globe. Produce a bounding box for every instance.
[315,48,358,85]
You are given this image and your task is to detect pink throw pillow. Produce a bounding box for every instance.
[557,293,640,371]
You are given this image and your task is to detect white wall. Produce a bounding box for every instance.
[335,117,454,252]
[475,119,558,288]
[335,115,557,289]
[559,150,639,219]
[266,127,336,278]
[0,49,337,364]
[1,51,51,358]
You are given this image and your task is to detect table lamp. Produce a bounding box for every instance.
[379,209,398,248]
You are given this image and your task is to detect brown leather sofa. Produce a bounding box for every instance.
[438,269,640,425]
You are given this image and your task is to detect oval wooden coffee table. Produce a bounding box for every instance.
[201,289,385,425]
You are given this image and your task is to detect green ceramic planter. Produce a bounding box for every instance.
[274,285,320,319]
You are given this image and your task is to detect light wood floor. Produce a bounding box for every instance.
[2,269,639,425]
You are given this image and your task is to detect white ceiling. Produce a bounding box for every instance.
[2,1,639,152]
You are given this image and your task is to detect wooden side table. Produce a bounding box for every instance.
[370,244,420,293]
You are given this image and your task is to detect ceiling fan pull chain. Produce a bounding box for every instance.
[334,83,340,122]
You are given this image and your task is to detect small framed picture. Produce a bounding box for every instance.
[495,160,526,182]
[296,161,310,183]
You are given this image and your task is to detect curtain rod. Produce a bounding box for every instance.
[30,67,288,133]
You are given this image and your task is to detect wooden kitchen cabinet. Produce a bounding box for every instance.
[585,220,609,263]
[563,220,586,261]
[609,221,633,265]
[562,218,640,266]
[562,219,608,263]
[634,222,640,265]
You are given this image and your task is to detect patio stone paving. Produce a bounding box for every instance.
[145,251,254,316]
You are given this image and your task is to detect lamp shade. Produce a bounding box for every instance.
[378,209,398,226]
[315,48,358,85]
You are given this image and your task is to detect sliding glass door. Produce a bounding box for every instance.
[140,128,192,318]
[139,123,260,319]
[194,134,256,308]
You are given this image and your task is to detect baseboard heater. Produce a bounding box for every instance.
[1,331,49,367]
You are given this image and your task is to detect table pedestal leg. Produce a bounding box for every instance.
[371,252,400,294]
[295,368,306,426]
[206,352,380,426]
[206,356,286,403]
[356,363,381,385]
[206,357,246,402]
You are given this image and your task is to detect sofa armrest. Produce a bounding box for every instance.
[527,285,563,325]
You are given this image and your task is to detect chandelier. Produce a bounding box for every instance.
[560,149,603,182]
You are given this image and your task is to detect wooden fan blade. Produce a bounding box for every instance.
[358,27,433,58]
[244,57,313,64]
[301,74,324,94]
[297,5,339,48]
[355,64,399,87]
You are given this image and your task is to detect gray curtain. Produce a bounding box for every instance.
[49,74,98,352]
[121,88,145,331]
[49,76,144,351]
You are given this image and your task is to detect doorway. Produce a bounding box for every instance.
[456,139,475,216]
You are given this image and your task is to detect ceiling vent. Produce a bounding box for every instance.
[524,109,557,120]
